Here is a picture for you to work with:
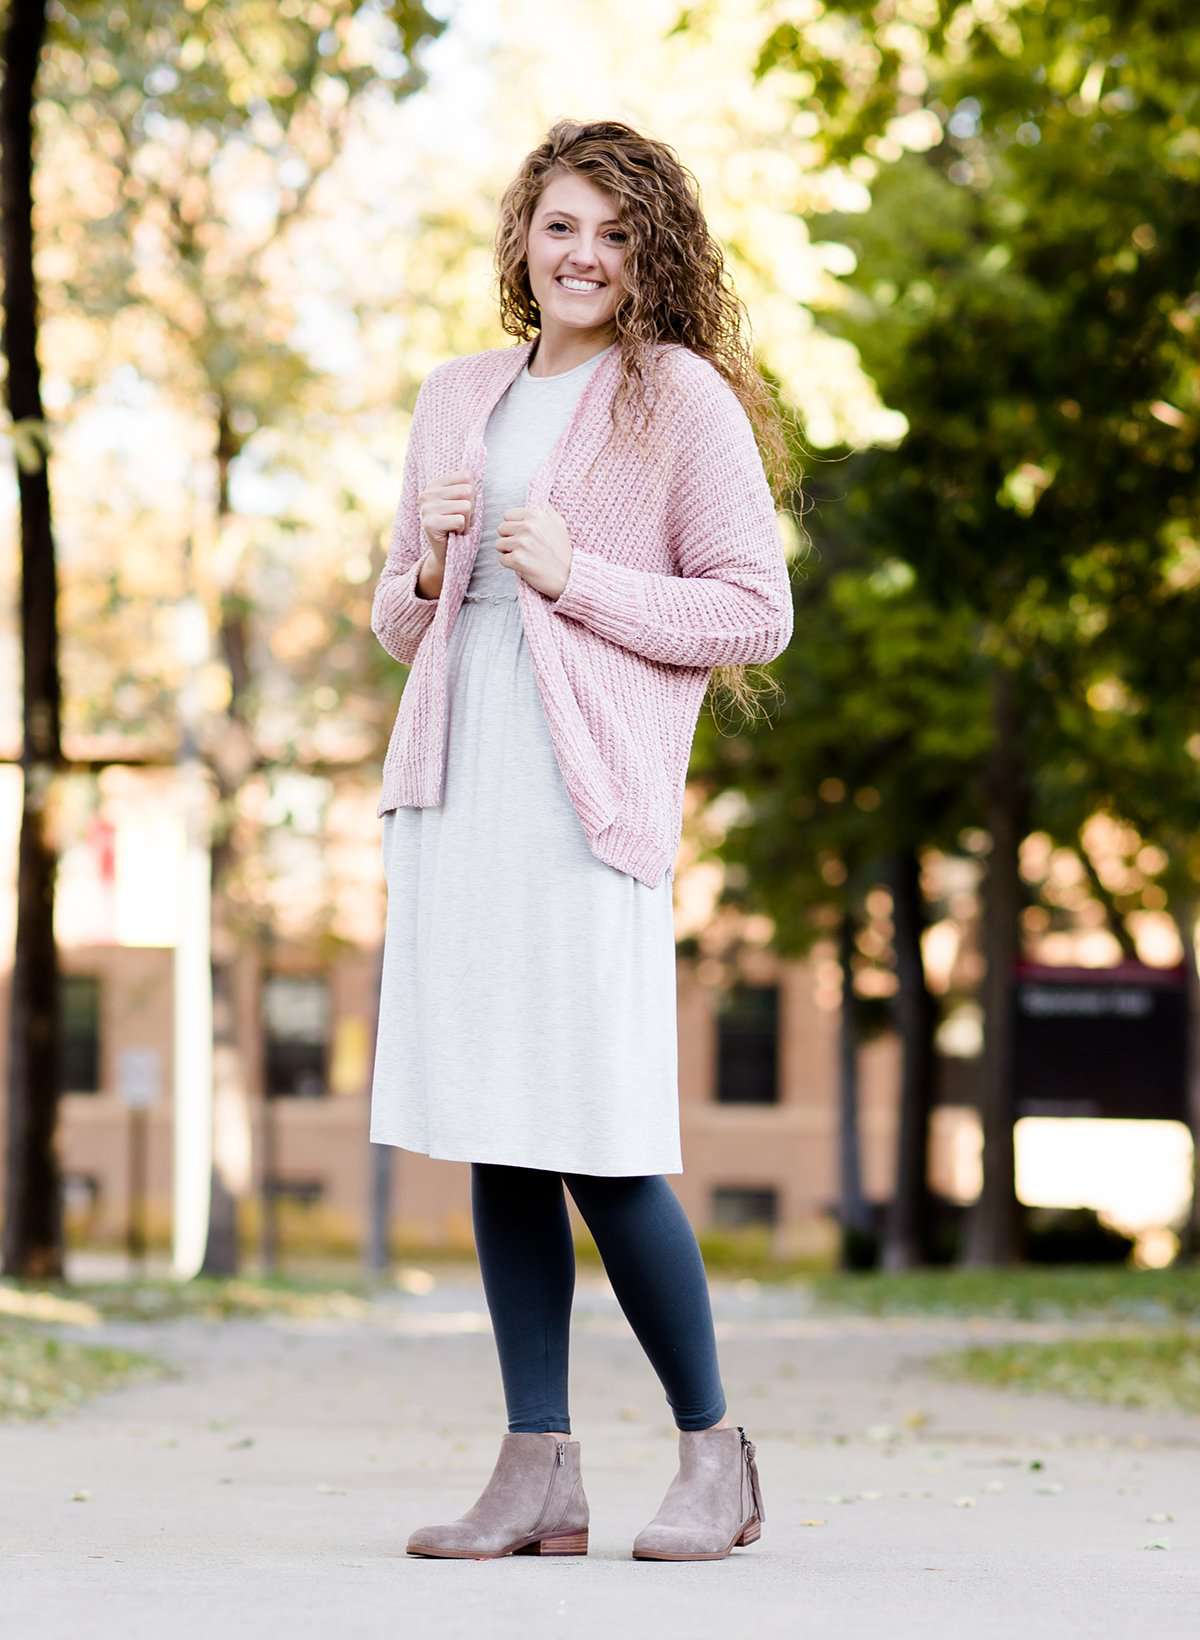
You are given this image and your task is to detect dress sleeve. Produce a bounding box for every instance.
[548,371,794,669]
[370,374,440,666]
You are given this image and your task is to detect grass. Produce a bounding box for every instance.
[7,1261,1200,1422]
[0,1272,374,1424]
[12,1255,1200,1326]
[0,1327,174,1421]
[0,1272,377,1326]
[805,1264,1200,1321]
[926,1331,1200,1416]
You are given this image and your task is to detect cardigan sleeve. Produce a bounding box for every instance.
[548,370,794,669]
[370,374,439,666]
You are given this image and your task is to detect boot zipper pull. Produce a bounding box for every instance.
[737,1426,766,1523]
[556,1440,565,1465]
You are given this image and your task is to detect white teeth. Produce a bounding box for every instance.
[559,277,602,292]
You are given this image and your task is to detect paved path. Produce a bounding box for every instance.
[3,1264,1199,1638]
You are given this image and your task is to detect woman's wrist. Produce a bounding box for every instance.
[415,548,444,600]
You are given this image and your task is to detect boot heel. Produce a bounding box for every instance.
[517,1528,589,1556]
[736,1516,761,1546]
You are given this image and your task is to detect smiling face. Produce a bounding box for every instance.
[524,170,628,345]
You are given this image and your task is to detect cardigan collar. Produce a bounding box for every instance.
[460,335,623,492]
[434,335,627,673]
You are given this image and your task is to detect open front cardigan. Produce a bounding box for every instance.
[370,337,794,889]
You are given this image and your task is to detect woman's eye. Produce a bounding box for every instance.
[547,222,626,243]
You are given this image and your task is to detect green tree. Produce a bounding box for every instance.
[693,514,990,1266]
[744,0,1200,1262]
[4,0,446,1278]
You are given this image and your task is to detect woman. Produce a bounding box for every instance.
[369,118,794,1562]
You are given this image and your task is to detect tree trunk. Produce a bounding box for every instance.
[837,902,873,1267]
[199,880,243,1276]
[1,0,63,1280]
[1170,895,1200,1262]
[964,659,1026,1267]
[199,399,256,1275]
[1078,829,1140,963]
[883,844,937,1269]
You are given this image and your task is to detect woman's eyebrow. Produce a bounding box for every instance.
[538,209,624,226]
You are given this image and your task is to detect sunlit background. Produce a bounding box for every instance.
[2,0,1196,1274]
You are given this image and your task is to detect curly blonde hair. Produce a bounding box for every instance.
[494,117,804,727]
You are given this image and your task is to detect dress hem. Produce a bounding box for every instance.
[369,1131,683,1177]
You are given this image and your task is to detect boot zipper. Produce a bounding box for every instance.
[527,1440,567,1539]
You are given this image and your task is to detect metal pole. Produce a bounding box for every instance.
[127,1106,146,1271]
[365,942,390,1275]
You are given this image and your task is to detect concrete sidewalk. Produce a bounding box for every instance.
[3,1266,1198,1638]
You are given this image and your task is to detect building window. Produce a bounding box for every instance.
[715,982,779,1104]
[62,1171,102,1234]
[264,1177,324,1207]
[712,1186,779,1230]
[263,974,330,1099]
[60,973,101,1094]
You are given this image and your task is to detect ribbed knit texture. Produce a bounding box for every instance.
[371,338,794,889]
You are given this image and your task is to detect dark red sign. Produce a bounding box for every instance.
[1012,960,1188,1121]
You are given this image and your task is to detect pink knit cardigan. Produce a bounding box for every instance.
[371,337,794,888]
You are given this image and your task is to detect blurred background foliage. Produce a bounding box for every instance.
[1,0,1197,1280]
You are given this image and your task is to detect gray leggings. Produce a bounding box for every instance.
[470,1162,728,1433]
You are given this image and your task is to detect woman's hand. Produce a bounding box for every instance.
[418,468,476,564]
[496,504,573,599]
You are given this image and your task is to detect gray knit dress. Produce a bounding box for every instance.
[369,342,682,1175]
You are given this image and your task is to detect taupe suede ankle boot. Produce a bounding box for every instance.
[632,1424,766,1561]
[406,1433,589,1559]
